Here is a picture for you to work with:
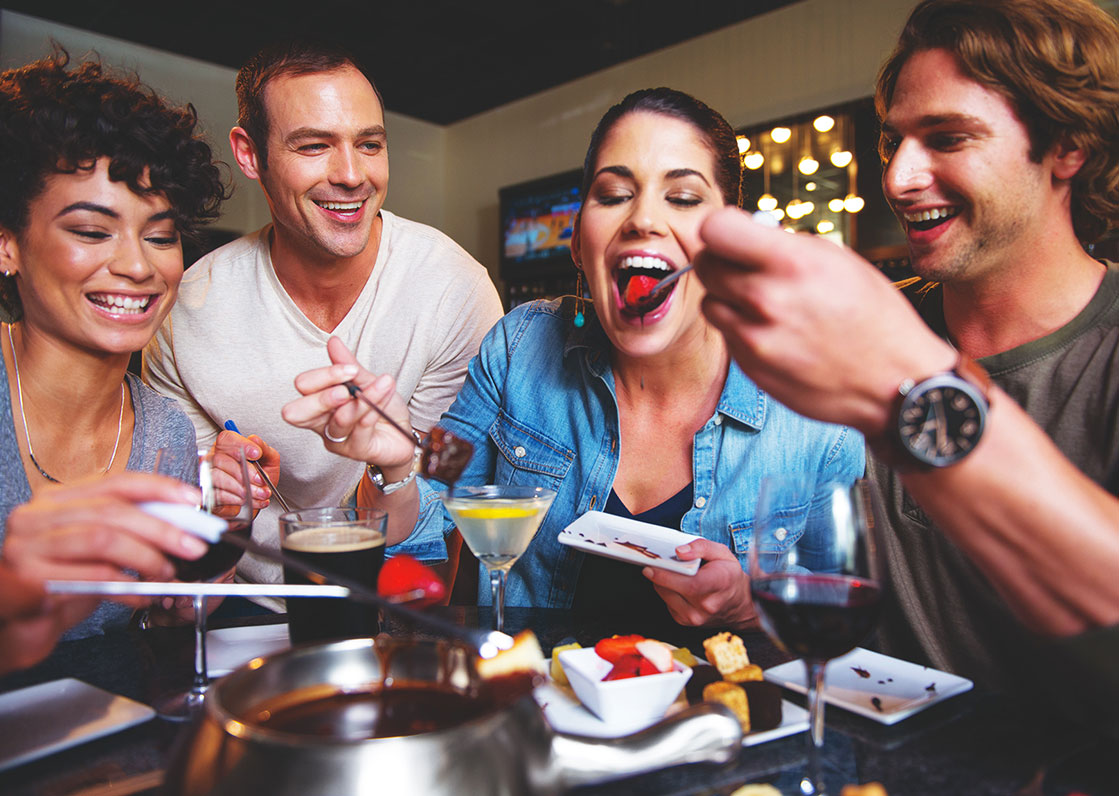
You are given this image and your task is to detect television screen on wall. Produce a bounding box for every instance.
[498,168,582,280]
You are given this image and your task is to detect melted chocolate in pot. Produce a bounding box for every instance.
[247,672,537,740]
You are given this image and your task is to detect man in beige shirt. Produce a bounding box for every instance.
[145,42,502,597]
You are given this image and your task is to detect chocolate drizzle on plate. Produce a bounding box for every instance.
[614,540,661,560]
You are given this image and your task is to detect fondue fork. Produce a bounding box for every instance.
[223,420,297,513]
[630,264,693,313]
[45,581,352,598]
[342,382,416,443]
[45,580,428,603]
[217,530,513,658]
[630,211,782,313]
[342,382,474,486]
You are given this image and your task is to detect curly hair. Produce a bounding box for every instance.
[235,39,383,168]
[580,87,743,209]
[875,0,1119,244]
[0,49,229,318]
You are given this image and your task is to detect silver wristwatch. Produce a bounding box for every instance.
[366,431,423,494]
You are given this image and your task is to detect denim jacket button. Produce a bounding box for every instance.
[514,446,527,458]
[694,496,707,508]
[713,415,723,425]
[774,527,788,541]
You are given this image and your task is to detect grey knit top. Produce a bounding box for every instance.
[1,346,197,639]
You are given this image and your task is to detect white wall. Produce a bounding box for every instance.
[441,0,917,274]
[0,10,447,235]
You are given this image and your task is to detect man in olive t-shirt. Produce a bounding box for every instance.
[694,0,1119,740]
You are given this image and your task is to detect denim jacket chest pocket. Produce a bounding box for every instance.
[489,411,575,491]
[727,502,810,568]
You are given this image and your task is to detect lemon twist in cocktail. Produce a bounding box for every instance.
[441,486,556,631]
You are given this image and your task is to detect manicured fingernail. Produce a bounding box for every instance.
[162,597,174,609]
[250,447,261,459]
[341,365,358,377]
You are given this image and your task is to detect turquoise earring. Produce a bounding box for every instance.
[573,271,585,328]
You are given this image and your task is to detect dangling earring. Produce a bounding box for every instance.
[573,271,586,328]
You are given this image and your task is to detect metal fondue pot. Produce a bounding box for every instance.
[165,636,742,795]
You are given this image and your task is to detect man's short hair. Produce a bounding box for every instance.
[235,40,384,168]
[875,0,1119,244]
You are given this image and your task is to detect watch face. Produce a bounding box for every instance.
[897,375,986,467]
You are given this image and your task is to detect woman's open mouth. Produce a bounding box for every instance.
[616,256,675,317]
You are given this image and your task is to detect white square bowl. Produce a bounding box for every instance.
[557,646,692,725]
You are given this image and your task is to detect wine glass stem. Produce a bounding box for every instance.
[488,567,506,632]
[192,594,209,696]
[804,658,827,795]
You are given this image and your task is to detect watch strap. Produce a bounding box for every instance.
[952,353,991,400]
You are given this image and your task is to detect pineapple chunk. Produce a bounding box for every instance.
[550,642,581,686]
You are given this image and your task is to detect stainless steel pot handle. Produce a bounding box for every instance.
[551,703,743,787]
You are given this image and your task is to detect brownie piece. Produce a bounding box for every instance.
[740,680,783,731]
[685,665,724,704]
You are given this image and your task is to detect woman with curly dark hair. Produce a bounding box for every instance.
[0,50,229,638]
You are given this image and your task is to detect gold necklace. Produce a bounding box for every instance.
[6,323,124,484]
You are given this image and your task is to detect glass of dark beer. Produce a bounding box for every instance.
[280,507,387,644]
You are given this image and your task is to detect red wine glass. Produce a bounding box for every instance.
[750,476,883,796]
[153,447,253,721]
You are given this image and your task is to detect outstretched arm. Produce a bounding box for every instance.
[695,206,1119,637]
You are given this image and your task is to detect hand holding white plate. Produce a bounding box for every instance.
[558,512,701,575]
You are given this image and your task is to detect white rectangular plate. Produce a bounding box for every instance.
[764,647,974,725]
[558,511,701,575]
[206,623,291,676]
[0,678,155,772]
[535,661,807,745]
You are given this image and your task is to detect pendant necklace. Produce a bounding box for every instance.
[6,323,124,484]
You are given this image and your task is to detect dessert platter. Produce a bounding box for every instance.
[535,631,809,745]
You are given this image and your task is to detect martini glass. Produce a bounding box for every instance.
[440,485,555,632]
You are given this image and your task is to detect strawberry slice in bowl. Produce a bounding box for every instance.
[557,645,692,724]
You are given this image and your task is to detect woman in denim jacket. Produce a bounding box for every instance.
[286,89,864,628]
